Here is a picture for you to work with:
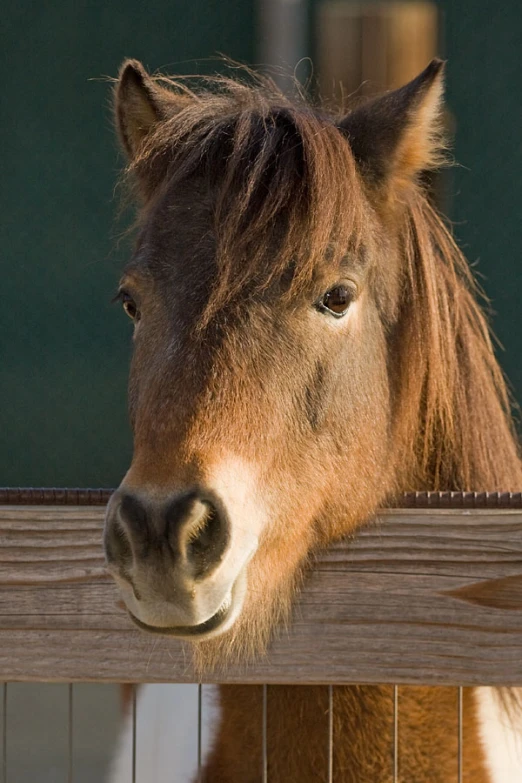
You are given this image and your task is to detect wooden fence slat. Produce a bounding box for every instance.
[0,506,522,685]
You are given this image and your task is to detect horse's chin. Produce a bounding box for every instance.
[192,566,301,675]
[126,568,248,642]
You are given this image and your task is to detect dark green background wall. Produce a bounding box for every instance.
[440,0,522,409]
[1,1,521,486]
[1,1,254,486]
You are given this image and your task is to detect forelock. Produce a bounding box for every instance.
[125,71,368,321]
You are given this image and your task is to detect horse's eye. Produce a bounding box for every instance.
[121,293,139,321]
[317,284,354,318]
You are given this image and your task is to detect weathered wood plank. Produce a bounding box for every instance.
[1,506,522,685]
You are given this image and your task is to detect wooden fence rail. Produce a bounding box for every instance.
[1,502,522,686]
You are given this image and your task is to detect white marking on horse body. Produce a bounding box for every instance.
[476,687,522,783]
[108,684,220,783]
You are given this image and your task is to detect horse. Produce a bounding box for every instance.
[104,57,522,782]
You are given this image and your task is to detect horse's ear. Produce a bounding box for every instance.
[340,59,446,198]
[115,59,189,160]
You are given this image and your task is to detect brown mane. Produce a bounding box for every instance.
[124,72,366,321]
[121,68,521,495]
[393,194,521,493]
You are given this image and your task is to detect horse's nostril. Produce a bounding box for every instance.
[186,504,224,578]
[105,519,133,566]
[162,495,229,579]
[120,493,148,536]
[191,505,217,550]
[106,488,230,582]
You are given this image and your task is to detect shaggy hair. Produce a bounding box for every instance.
[120,67,520,496]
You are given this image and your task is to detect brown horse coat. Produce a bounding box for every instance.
[106,58,522,781]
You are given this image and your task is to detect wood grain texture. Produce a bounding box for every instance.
[1,506,522,685]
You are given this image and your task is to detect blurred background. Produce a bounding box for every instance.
[2,0,521,487]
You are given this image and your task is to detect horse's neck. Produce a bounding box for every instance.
[204,684,490,782]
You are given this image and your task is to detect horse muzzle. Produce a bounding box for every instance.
[103,486,256,640]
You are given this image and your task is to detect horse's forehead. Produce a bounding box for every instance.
[130,187,216,285]
[126,173,376,312]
